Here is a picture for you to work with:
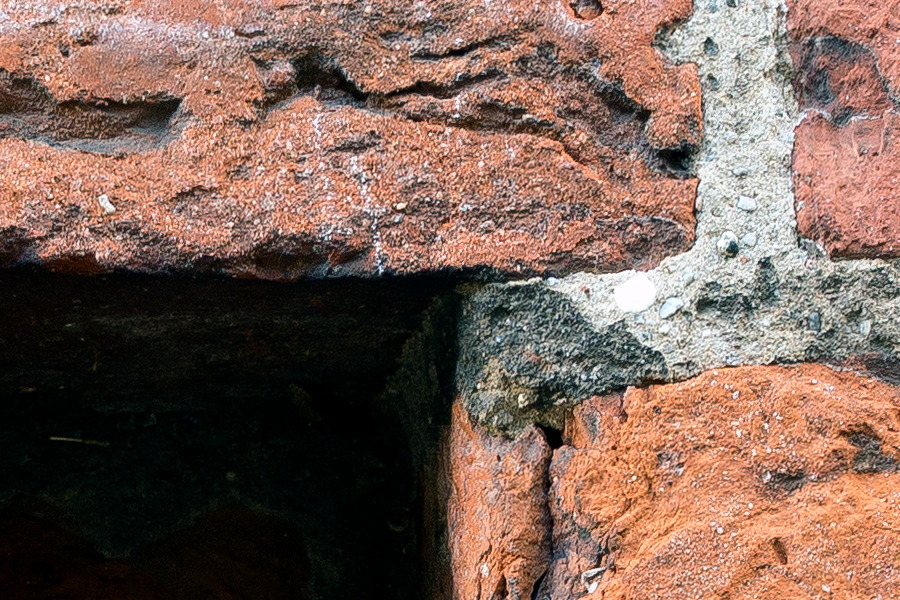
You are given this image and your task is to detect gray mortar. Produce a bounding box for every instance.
[458,0,900,435]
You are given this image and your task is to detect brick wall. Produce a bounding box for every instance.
[1,1,899,599]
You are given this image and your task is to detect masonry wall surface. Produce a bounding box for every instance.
[1,0,899,599]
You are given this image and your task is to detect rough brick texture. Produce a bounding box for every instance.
[451,365,900,599]
[447,402,552,600]
[790,1,900,259]
[0,0,701,277]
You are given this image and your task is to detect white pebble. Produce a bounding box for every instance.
[717,231,740,257]
[614,273,657,313]
[97,194,116,215]
[741,232,758,248]
[581,567,607,593]
[859,320,872,335]
[659,297,685,319]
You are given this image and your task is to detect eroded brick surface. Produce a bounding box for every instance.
[790,1,900,259]
[447,402,551,600]
[0,0,701,277]
[546,364,900,598]
[451,365,900,599]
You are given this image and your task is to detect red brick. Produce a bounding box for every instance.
[447,402,551,600]
[790,1,900,259]
[450,365,900,598]
[0,0,700,277]
[546,364,900,598]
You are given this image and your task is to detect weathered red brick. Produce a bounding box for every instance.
[544,364,900,599]
[790,1,900,259]
[0,0,700,277]
[447,402,551,600]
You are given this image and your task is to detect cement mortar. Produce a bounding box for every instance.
[458,0,900,434]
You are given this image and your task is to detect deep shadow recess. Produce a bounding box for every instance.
[0,271,460,600]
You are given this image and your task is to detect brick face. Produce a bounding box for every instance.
[790,1,900,258]
[450,365,900,599]
[0,0,701,277]
[447,403,552,600]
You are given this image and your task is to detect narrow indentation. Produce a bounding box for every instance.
[537,425,564,450]
[765,471,807,495]
[293,52,370,107]
[771,537,788,565]
[492,575,509,600]
[328,130,383,154]
[234,25,266,39]
[655,145,696,178]
[255,52,374,114]
[0,70,182,154]
[530,569,548,600]
[410,35,515,61]
[384,70,506,101]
